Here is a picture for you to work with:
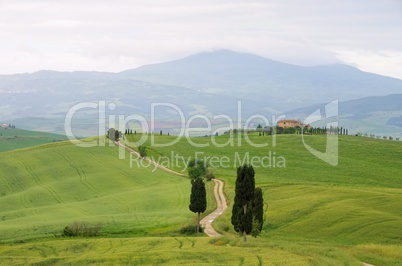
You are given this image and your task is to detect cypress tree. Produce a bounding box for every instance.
[189,177,207,233]
[252,187,264,232]
[231,164,255,241]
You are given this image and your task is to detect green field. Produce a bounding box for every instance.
[0,127,66,152]
[0,133,401,265]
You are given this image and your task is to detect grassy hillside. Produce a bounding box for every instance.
[0,127,66,152]
[0,139,203,242]
[124,133,402,264]
[1,133,401,265]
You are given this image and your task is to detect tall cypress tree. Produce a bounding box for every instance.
[252,187,264,232]
[189,177,207,233]
[231,164,255,241]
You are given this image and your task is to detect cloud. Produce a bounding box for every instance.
[335,50,402,79]
[0,0,401,79]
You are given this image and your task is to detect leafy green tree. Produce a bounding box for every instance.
[108,128,116,141]
[115,130,120,141]
[189,177,207,233]
[231,164,255,241]
[276,126,284,134]
[187,159,207,179]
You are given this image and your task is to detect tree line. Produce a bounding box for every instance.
[227,125,349,136]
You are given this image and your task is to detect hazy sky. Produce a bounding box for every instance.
[1,0,402,79]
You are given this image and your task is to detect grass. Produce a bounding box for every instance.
[123,133,402,263]
[1,132,401,264]
[0,237,367,265]
[124,133,402,189]
[0,127,66,152]
[0,139,202,242]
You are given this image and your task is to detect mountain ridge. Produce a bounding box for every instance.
[0,49,401,136]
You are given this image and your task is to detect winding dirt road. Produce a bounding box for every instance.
[118,141,228,237]
[200,178,228,237]
[117,141,187,176]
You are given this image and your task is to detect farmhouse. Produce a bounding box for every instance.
[1,123,8,128]
[277,119,311,129]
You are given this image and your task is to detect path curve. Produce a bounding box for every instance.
[118,141,228,237]
[200,179,228,237]
[117,141,186,176]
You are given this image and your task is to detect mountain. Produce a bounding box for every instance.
[120,49,402,105]
[1,49,401,135]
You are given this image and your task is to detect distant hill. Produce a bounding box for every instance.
[286,94,402,137]
[1,49,401,135]
[0,127,66,152]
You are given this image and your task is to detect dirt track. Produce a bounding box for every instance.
[118,141,228,237]
[117,141,187,176]
[200,179,228,237]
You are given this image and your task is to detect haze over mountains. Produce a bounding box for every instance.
[0,50,401,137]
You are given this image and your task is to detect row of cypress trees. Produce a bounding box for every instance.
[188,162,264,241]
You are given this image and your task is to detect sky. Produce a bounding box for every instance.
[1,0,402,79]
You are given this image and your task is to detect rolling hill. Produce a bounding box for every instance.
[0,133,401,265]
[0,127,66,152]
[0,139,195,242]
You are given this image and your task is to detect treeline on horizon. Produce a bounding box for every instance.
[225,125,349,136]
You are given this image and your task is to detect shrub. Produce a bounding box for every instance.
[179,224,204,235]
[138,145,147,158]
[62,222,102,237]
[205,170,215,181]
[63,226,75,237]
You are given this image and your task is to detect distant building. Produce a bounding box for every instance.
[1,123,8,128]
[277,119,311,129]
